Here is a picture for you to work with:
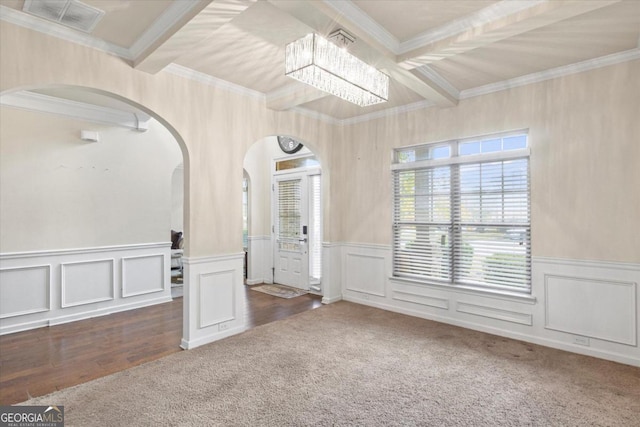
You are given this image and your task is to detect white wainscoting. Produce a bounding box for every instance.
[0,243,172,335]
[246,235,272,285]
[338,243,640,366]
[181,253,245,350]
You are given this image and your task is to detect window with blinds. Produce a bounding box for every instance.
[392,131,531,293]
[277,179,301,252]
[309,174,322,283]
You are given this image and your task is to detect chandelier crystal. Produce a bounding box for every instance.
[285,33,389,107]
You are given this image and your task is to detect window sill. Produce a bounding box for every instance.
[389,276,537,305]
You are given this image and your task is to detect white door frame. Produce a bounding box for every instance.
[271,163,321,289]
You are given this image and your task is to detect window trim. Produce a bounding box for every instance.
[392,131,531,295]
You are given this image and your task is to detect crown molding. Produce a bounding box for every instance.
[128,0,204,60]
[0,4,132,60]
[0,91,151,130]
[338,100,435,126]
[164,64,265,101]
[290,107,341,126]
[460,47,640,100]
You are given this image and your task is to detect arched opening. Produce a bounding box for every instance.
[243,135,324,295]
[0,85,189,368]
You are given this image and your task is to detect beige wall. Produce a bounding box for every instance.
[336,60,640,263]
[0,22,336,257]
[0,107,182,251]
[1,21,637,263]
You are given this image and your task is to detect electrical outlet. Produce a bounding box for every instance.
[219,322,230,331]
[573,335,590,346]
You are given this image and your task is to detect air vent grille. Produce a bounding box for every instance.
[23,0,104,33]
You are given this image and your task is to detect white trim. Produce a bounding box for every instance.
[390,276,537,304]
[413,66,460,99]
[456,301,533,326]
[0,4,132,60]
[121,253,166,298]
[129,0,203,60]
[460,48,640,99]
[343,294,639,367]
[183,252,245,265]
[391,147,530,171]
[0,242,170,260]
[164,64,265,101]
[290,106,341,126]
[322,0,399,53]
[533,256,640,272]
[392,289,449,310]
[180,325,247,350]
[338,100,435,126]
[0,264,51,319]
[341,242,392,251]
[397,0,544,55]
[321,295,343,304]
[0,91,151,130]
[60,258,115,308]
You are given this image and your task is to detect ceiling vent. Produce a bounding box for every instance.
[23,0,105,33]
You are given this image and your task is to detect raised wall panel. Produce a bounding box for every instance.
[457,301,533,326]
[61,259,114,307]
[122,254,164,297]
[199,270,235,329]
[0,265,50,318]
[392,289,449,310]
[345,253,386,297]
[544,274,637,345]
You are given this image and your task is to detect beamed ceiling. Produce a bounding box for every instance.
[1,0,639,121]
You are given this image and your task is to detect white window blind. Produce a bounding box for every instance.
[309,174,322,283]
[277,179,301,252]
[392,132,531,293]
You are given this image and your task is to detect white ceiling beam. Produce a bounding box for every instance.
[397,0,621,69]
[266,83,328,111]
[134,0,255,74]
[267,0,457,107]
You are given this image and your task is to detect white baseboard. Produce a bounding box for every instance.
[180,325,247,350]
[322,295,342,304]
[245,278,263,285]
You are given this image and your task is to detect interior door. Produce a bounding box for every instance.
[273,174,309,290]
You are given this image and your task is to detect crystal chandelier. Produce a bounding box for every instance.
[285,31,389,107]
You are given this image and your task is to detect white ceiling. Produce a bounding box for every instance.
[1,0,639,121]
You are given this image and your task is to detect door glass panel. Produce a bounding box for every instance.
[278,179,301,251]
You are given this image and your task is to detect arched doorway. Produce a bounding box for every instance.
[0,85,189,336]
[243,135,323,295]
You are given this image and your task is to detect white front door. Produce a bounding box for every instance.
[274,174,309,290]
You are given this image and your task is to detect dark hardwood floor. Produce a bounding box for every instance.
[0,285,323,405]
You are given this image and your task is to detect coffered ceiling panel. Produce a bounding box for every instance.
[2,0,639,121]
[352,0,496,42]
[429,1,640,91]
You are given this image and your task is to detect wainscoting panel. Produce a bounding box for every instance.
[246,236,272,285]
[392,289,449,310]
[61,259,114,308]
[122,254,165,298]
[544,274,636,345]
[199,270,235,329]
[181,253,245,350]
[457,301,533,326]
[0,265,50,318]
[0,243,172,335]
[344,251,386,297]
[339,243,640,366]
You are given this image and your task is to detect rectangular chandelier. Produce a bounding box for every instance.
[285,33,389,107]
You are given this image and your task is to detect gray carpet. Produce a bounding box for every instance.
[23,302,640,426]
